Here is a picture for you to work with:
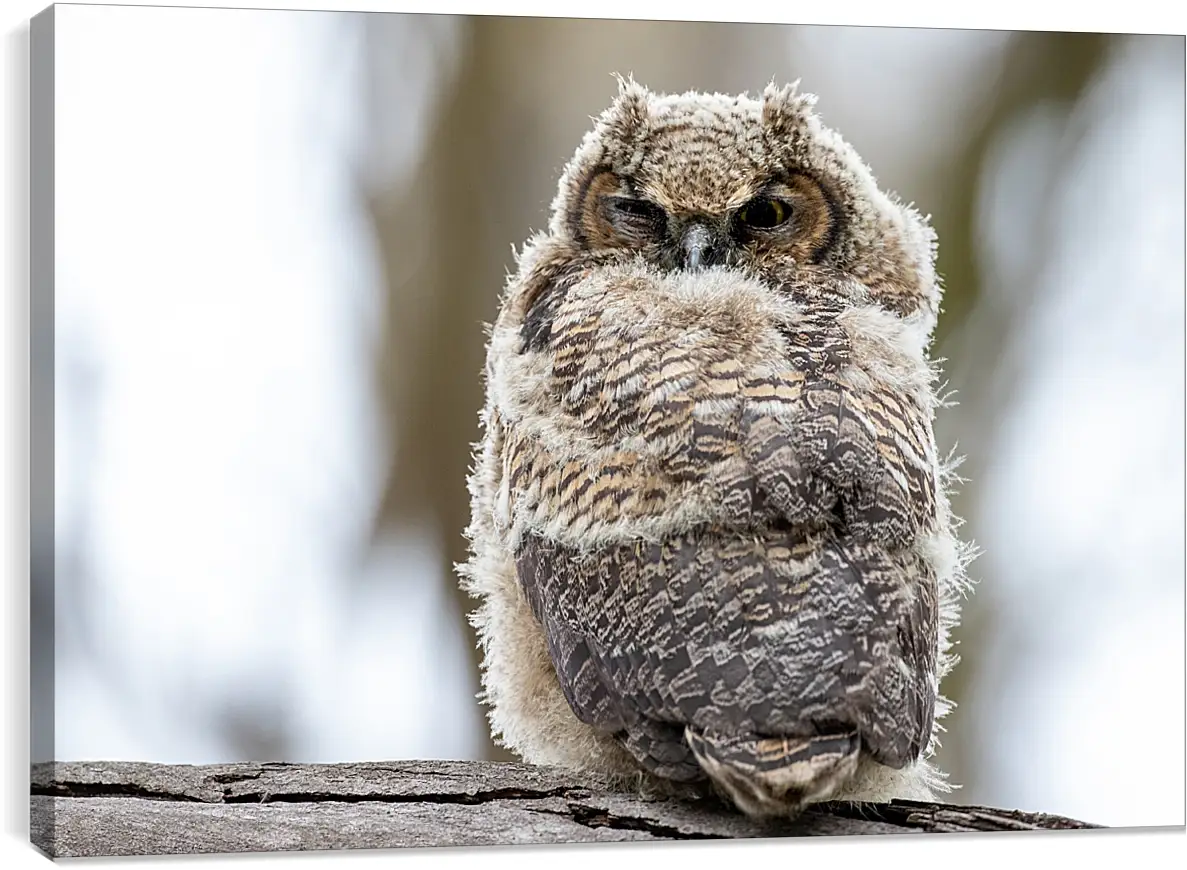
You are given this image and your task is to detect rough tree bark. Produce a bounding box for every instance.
[31,760,1100,858]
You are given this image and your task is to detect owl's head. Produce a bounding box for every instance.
[547,78,941,324]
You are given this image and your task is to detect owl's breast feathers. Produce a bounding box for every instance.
[492,263,941,815]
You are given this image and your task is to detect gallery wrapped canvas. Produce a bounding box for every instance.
[26,0,1185,860]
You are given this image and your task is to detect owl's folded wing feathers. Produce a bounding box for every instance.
[502,270,940,811]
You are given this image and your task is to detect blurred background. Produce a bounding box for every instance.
[40,4,1184,829]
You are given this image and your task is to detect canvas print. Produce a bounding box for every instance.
[29,2,1185,859]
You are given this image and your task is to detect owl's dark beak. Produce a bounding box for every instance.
[680,223,726,270]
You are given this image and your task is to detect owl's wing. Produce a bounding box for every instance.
[515,529,936,779]
[505,279,939,791]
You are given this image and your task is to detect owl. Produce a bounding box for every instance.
[458,78,973,819]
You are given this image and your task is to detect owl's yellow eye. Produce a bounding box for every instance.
[739,198,791,229]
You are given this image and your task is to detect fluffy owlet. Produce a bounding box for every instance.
[459,79,972,819]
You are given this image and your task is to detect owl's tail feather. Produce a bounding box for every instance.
[684,726,861,819]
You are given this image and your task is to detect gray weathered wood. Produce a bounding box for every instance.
[30,760,1102,858]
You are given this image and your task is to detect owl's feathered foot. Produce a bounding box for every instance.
[684,727,861,819]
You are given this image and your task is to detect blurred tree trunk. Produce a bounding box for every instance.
[926,30,1112,798]
[931,31,1112,348]
[363,15,505,760]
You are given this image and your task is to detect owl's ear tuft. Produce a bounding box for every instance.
[761,80,816,140]
[601,74,652,150]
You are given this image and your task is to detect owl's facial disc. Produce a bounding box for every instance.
[575,168,839,273]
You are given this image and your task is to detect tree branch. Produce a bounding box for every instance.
[30,760,1101,858]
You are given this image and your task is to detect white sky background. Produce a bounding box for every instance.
[49,4,1184,828]
[53,4,482,763]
